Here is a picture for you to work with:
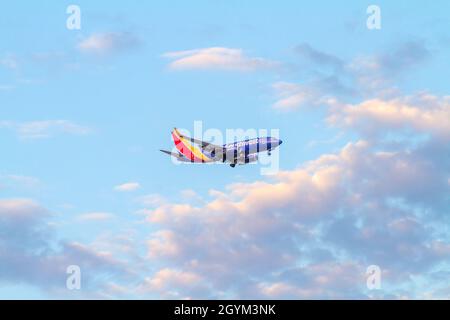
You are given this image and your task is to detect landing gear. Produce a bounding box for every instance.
[268,151,272,156]
[230,164,236,168]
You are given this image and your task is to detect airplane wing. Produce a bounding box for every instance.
[160,149,191,162]
[177,132,226,159]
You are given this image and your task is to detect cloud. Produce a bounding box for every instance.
[2,100,448,298]
[139,135,449,298]
[272,46,449,143]
[163,47,279,71]
[272,81,337,111]
[0,54,18,69]
[77,32,140,56]
[77,212,116,222]
[2,38,447,299]
[137,267,212,299]
[136,268,213,300]
[275,41,431,111]
[114,182,141,192]
[257,261,366,299]
[345,41,429,94]
[0,120,91,139]
[0,175,41,191]
[0,198,48,222]
[327,93,450,140]
[374,40,430,75]
[295,43,344,70]
[0,198,131,296]
[140,268,202,291]
[272,82,316,110]
[136,194,167,207]
[147,230,181,259]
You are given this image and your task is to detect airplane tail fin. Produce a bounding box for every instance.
[171,128,193,160]
[171,127,183,141]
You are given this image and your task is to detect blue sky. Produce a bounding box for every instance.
[1,1,449,299]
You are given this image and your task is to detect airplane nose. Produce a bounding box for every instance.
[269,138,282,146]
[267,138,282,147]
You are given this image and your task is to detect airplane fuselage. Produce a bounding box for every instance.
[222,137,282,160]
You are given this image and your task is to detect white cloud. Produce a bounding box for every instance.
[0,55,18,69]
[137,137,449,298]
[2,40,448,299]
[138,268,204,298]
[0,120,91,139]
[77,32,139,55]
[147,230,181,258]
[327,94,450,140]
[137,194,167,207]
[163,47,279,71]
[0,175,41,190]
[77,212,116,222]
[0,198,47,220]
[274,41,431,111]
[272,82,450,141]
[114,182,141,192]
[272,82,335,111]
[0,199,131,296]
[348,41,430,91]
[257,261,365,299]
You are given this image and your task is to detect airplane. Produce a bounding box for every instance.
[160,128,282,167]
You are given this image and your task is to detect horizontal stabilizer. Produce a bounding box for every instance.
[160,149,190,162]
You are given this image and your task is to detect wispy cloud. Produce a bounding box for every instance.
[0,174,41,190]
[0,120,92,139]
[114,182,141,192]
[77,32,140,56]
[272,81,334,111]
[0,199,131,296]
[295,43,344,70]
[163,47,280,71]
[0,54,18,69]
[77,212,116,222]
[273,41,431,111]
[348,41,430,94]
[139,268,202,296]
[136,194,167,207]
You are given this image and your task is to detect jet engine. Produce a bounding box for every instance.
[236,153,259,165]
